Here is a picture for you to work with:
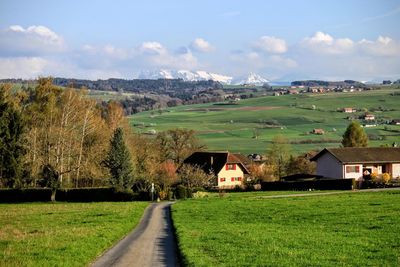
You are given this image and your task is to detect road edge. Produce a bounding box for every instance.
[90,202,155,267]
[169,202,188,267]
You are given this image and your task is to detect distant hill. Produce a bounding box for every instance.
[291,80,366,87]
[0,77,227,115]
[0,77,223,94]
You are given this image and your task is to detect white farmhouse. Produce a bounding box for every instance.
[183,151,250,189]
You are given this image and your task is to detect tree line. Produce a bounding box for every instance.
[0,78,209,200]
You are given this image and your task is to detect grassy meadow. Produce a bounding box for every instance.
[172,190,400,266]
[130,88,400,154]
[0,202,148,267]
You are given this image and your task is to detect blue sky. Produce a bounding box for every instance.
[0,0,399,81]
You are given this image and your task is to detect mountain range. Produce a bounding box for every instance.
[137,69,269,85]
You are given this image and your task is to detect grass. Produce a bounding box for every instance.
[0,202,148,267]
[130,89,400,154]
[172,190,400,266]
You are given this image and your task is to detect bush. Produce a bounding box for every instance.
[175,184,189,199]
[159,190,168,200]
[371,172,379,182]
[192,191,209,199]
[382,173,391,184]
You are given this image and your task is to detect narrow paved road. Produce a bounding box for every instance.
[91,202,179,267]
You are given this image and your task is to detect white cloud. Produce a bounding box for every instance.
[0,25,65,56]
[302,31,354,54]
[138,41,167,55]
[359,36,400,56]
[229,49,297,77]
[253,36,287,54]
[190,38,215,53]
[0,57,48,79]
[135,41,198,70]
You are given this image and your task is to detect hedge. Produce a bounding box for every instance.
[261,178,356,191]
[0,188,143,203]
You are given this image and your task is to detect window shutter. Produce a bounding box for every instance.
[226,164,228,170]
[231,177,234,182]
[233,164,236,170]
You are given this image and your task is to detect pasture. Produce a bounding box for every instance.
[172,190,400,266]
[0,202,148,266]
[130,88,400,154]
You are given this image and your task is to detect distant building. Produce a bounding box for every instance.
[312,128,325,135]
[287,89,299,95]
[363,114,375,121]
[390,119,400,125]
[343,107,356,113]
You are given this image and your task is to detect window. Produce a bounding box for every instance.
[220,178,226,182]
[231,177,242,182]
[231,177,235,182]
[346,165,360,173]
[226,164,236,170]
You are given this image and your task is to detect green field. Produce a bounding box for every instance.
[0,202,148,266]
[172,190,400,266]
[130,89,400,154]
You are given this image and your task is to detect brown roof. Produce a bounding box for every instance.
[311,147,400,164]
[183,151,250,175]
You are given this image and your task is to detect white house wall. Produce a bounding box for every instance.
[316,152,344,179]
[217,164,244,188]
[392,163,400,178]
[343,164,363,180]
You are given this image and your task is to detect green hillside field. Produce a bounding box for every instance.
[130,88,400,155]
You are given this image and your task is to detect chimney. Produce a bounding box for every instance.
[210,156,214,166]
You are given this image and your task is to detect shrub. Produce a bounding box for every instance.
[382,173,391,184]
[159,190,168,200]
[175,184,188,199]
[371,172,379,182]
[192,191,209,199]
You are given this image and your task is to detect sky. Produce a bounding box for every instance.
[0,0,399,81]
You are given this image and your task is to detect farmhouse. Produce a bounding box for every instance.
[183,151,250,189]
[363,113,375,121]
[312,128,325,135]
[343,107,356,113]
[311,147,400,180]
[287,89,299,95]
[390,119,400,125]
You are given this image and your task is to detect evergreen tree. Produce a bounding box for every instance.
[103,128,133,191]
[341,121,368,147]
[0,88,25,187]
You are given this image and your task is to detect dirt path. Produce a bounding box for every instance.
[255,187,400,199]
[91,202,179,267]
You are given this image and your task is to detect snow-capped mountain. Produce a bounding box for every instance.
[233,72,270,85]
[137,69,270,85]
[138,69,233,84]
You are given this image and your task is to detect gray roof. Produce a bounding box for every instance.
[311,147,400,164]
